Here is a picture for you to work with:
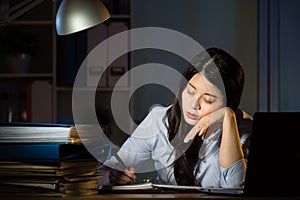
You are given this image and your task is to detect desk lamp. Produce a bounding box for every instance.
[56,0,110,35]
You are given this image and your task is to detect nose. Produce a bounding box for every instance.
[191,98,200,110]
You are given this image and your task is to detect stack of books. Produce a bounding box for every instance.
[0,122,111,197]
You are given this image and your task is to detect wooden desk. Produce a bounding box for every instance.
[2,193,300,200]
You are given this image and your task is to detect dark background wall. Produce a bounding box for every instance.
[131,0,258,122]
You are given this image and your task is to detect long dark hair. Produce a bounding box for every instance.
[167,47,245,185]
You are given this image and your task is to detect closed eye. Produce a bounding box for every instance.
[187,84,196,94]
[202,94,217,104]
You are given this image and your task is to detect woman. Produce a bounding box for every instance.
[98,47,252,188]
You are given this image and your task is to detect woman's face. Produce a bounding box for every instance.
[181,73,224,125]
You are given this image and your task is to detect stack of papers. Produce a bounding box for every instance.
[0,122,111,197]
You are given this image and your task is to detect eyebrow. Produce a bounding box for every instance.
[188,82,197,90]
[188,83,218,99]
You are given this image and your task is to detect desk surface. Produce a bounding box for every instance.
[2,193,300,200]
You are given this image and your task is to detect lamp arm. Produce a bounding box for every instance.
[0,0,45,26]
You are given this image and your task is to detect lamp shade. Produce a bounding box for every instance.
[56,0,110,35]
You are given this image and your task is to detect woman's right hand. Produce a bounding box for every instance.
[109,167,137,185]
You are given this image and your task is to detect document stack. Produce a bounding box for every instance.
[0,122,110,197]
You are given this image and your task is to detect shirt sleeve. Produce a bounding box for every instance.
[219,159,247,188]
[102,106,163,172]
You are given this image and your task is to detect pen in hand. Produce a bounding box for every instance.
[114,153,136,184]
[114,153,127,170]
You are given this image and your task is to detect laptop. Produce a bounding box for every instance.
[200,112,300,196]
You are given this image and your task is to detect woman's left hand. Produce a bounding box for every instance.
[184,107,230,143]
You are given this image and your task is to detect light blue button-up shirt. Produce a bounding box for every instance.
[103,105,252,188]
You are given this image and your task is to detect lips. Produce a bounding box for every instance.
[186,112,200,120]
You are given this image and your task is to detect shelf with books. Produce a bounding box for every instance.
[0,0,56,123]
[0,0,133,147]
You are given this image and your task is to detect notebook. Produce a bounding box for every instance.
[200,112,300,196]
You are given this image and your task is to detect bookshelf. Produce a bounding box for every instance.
[0,0,132,146]
[0,0,56,123]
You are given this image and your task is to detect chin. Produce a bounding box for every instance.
[184,116,197,126]
[187,121,197,126]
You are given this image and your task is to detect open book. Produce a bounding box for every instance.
[100,182,203,193]
[100,182,244,195]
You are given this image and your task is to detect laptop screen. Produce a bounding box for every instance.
[244,112,300,196]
